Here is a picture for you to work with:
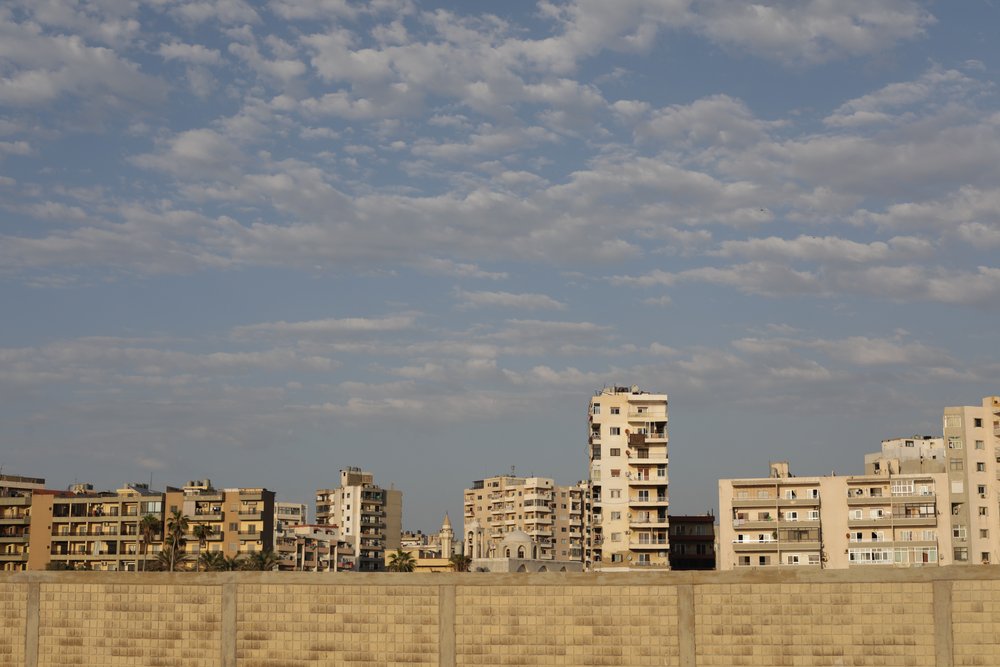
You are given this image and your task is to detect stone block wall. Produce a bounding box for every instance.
[1,567,998,667]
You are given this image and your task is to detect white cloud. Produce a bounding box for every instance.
[454,289,566,311]
[158,42,224,65]
[232,315,419,339]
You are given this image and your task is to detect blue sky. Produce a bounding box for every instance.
[2,0,999,531]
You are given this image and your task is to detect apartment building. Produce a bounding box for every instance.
[274,502,308,532]
[667,514,716,570]
[463,475,584,562]
[587,385,670,570]
[719,462,951,570]
[28,483,165,571]
[316,468,402,571]
[164,480,276,561]
[0,474,45,571]
[941,396,1000,565]
[275,524,347,571]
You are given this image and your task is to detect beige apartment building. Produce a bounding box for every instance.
[164,480,276,561]
[28,482,166,571]
[719,462,952,570]
[462,475,584,562]
[587,385,670,570]
[0,474,45,571]
[942,396,1000,564]
[316,468,402,571]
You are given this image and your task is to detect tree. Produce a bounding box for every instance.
[192,524,214,571]
[151,548,191,572]
[449,553,472,572]
[138,514,162,572]
[387,549,416,572]
[198,551,224,572]
[165,509,190,572]
[239,549,279,571]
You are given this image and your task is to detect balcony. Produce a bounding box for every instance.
[731,497,778,508]
[846,495,890,506]
[630,537,668,549]
[627,475,668,486]
[631,515,669,526]
[776,497,820,507]
[732,518,777,530]
[733,540,779,552]
[0,517,30,525]
[629,496,669,507]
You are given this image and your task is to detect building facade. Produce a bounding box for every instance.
[28,483,165,571]
[0,475,45,571]
[462,475,584,562]
[941,396,1000,565]
[667,514,716,570]
[316,468,402,571]
[164,480,276,562]
[587,385,670,570]
[719,462,952,570]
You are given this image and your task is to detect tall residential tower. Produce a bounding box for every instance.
[587,385,670,570]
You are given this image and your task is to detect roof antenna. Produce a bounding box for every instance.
[511,465,516,477]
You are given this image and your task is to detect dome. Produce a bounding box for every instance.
[500,529,534,551]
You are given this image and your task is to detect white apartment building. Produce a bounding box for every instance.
[719,462,951,570]
[587,385,670,570]
[316,468,402,571]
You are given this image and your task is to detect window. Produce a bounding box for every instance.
[610,469,621,478]
[953,525,967,540]
[948,436,963,450]
[977,462,986,472]
[982,553,991,564]
[869,509,884,519]
[609,448,621,456]
[785,490,797,500]
[610,533,621,542]
[944,415,962,428]
[785,511,798,521]
[952,481,965,494]
[229,523,238,531]
[609,489,621,499]
[787,555,800,565]
[591,445,601,459]
[980,529,989,539]
[758,556,769,566]
[850,509,863,520]
[899,530,913,542]
[808,554,821,565]
[610,511,621,520]
[592,404,601,415]
[978,485,987,495]
[850,531,863,543]
[954,548,969,561]
[609,427,621,435]
[979,507,988,516]
[808,510,819,521]
[808,489,819,499]
[950,459,964,471]
[974,418,983,428]
[738,556,751,567]
[976,440,985,450]
[610,407,620,415]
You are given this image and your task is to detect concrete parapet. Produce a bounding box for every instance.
[1,567,998,666]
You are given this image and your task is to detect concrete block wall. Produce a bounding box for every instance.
[1,568,998,667]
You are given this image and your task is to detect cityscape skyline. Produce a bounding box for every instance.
[2,1,1000,531]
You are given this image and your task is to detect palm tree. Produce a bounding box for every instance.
[192,524,214,571]
[138,514,162,572]
[221,555,243,571]
[449,553,472,572]
[165,509,189,572]
[152,547,191,571]
[198,551,225,572]
[387,549,416,572]
[239,549,280,571]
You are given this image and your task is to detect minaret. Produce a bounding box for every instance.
[439,513,454,558]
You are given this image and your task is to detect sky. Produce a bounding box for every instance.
[2,0,1000,532]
